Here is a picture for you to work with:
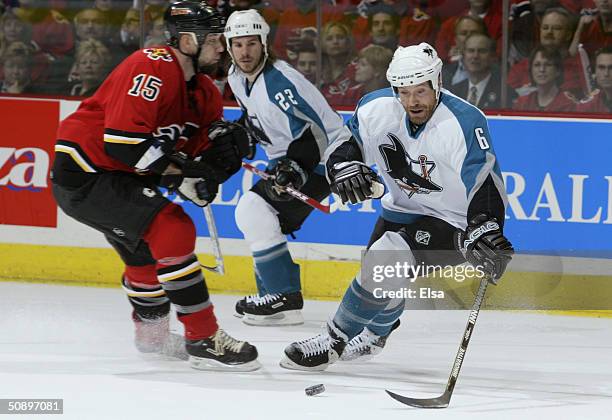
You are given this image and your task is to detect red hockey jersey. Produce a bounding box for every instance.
[55,47,222,175]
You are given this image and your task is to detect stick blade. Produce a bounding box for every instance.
[385,390,450,409]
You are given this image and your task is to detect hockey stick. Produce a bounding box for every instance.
[386,275,489,408]
[200,205,225,275]
[242,162,330,214]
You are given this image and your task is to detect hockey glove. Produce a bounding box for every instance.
[455,214,514,284]
[206,120,255,175]
[168,152,225,181]
[330,161,385,205]
[177,177,218,207]
[263,158,308,202]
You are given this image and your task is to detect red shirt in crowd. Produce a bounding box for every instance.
[513,90,577,112]
[508,55,589,96]
[575,89,612,113]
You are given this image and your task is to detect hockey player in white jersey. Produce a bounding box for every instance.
[280,43,514,370]
[224,10,346,326]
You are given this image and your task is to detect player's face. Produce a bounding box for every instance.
[198,33,225,68]
[396,82,437,125]
[531,52,559,86]
[595,53,612,90]
[540,13,571,48]
[231,35,265,74]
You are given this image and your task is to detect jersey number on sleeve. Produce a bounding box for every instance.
[474,127,490,150]
[128,74,162,102]
[274,89,299,111]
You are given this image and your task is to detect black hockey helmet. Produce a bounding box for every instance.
[164,1,226,47]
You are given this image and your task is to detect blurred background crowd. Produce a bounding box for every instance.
[0,0,610,114]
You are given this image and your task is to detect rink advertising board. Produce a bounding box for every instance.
[0,98,59,228]
[1,98,611,257]
[184,109,612,258]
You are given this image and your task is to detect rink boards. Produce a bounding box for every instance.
[1,97,611,312]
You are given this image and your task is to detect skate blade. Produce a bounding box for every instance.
[233,312,244,319]
[278,355,329,372]
[339,353,374,362]
[189,356,262,372]
[242,310,304,326]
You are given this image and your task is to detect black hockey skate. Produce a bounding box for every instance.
[132,312,188,360]
[280,320,349,371]
[234,294,260,318]
[242,291,304,326]
[340,319,400,361]
[186,329,261,372]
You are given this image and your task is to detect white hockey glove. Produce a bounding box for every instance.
[330,161,385,205]
[177,177,218,207]
[455,214,514,284]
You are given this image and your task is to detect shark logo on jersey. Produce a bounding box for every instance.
[378,133,443,198]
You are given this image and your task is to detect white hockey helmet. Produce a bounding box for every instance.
[225,9,270,58]
[386,43,443,100]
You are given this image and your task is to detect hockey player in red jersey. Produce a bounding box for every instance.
[50,1,259,372]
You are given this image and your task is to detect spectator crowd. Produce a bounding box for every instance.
[0,0,610,114]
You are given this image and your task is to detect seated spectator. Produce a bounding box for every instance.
[67,39,112,97]
[576,46,612,112]
[569,0,612,60]
[74,8,111,45]
[115,8,152,62]
[1,8,34,57]
[351,1,403,51]
[320,21,355,105]
[436,0,502,63]
[344,44,393,105]
[441,15,488,87]
[294,42,317,84]
[0,47,36,93]
[94,0,130,28]
[13,0,74,58]
[509,8,590,97]
[513,46,576,112]
[272,0,344,61]
[448,33,514,109]
[510,0,560,62]
[145,16,165,47]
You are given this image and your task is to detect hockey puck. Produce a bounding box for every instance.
[305,384,325,396]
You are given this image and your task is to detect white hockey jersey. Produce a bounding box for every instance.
[228,60,345,164]
[335,87,507,230]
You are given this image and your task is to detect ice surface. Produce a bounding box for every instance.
[1,282,611,419]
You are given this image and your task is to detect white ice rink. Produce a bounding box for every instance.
[1,281,611,420]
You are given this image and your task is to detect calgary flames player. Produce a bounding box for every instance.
[50,1,259,372]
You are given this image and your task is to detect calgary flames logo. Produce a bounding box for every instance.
[143,48,173,62]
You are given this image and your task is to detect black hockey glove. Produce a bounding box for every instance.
[168,152,224,181]
[206,120,255,176]
[329,161,384,205]
[455,214,514,284]
[263,158,308,202]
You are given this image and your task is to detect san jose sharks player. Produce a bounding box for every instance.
[224,10,346,326]
[280,43,514,371]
